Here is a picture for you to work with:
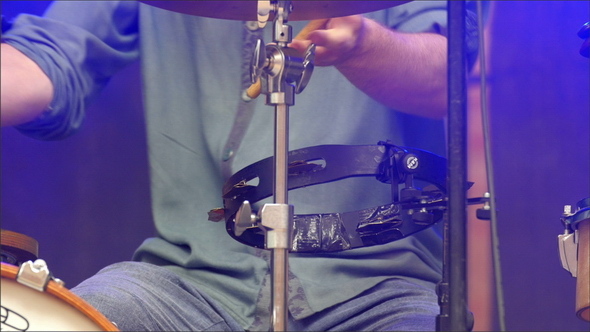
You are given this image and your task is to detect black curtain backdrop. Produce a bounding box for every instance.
[1,1,589,331]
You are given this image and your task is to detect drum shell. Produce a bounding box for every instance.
[576,219,590,322]
[1,262,118,331]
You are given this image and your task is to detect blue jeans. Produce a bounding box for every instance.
[72,261,439,331]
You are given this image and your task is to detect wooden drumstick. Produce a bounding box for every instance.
[244,18,329,100]
[294,18,330,42]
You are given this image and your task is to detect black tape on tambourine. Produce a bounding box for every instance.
[220,143,460,253]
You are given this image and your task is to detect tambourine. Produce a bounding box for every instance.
[212,142,478,253]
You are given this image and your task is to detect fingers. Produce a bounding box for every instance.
[303,15,364,66]
[296,19,329,40]
[289,15,365,66]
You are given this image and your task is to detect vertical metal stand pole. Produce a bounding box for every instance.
[272,103,289,331]
[437,1,470,331]
[274,104,289,208]
[271,247,288,331]
[448,0,469,330]
[249,3,315,330]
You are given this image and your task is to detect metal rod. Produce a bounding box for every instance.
[437,1,470,331]
[475,2,506,330]
[271,103,289,331]
[274,104,289,204]
[271,247,288,331]
[448,1,469,330]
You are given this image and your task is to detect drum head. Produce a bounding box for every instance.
[1,263,118,331]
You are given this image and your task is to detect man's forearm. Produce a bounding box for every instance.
[1,43,53,126]
[336,18,448,119]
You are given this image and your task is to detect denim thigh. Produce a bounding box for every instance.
[288,278,440,331]
[71,261,244,331]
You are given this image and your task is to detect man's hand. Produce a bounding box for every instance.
[290,16,448,119]
[290,15,365,67]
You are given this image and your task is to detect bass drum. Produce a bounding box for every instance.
[1,262,118,331]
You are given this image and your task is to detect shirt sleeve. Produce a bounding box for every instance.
[2,1,140,140]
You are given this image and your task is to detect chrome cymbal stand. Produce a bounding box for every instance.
[236,1,315,330]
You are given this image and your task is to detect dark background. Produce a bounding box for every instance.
[1,1,588,331]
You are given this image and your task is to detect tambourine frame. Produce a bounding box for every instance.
[221,143,452,253]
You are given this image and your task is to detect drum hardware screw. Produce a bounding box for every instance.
[234,201,261,236]
[294,43,315,94]
[563,205,573,216]
[250,39,267,84]
[412,208,435,225]
[402,154,419,172]
[476,192,492,220]
[32,259,45,269]
[481,192,491,210]
[53,277,65,287]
